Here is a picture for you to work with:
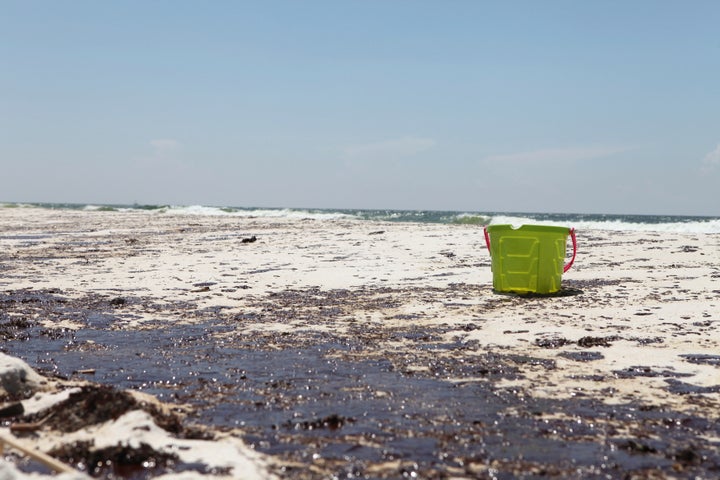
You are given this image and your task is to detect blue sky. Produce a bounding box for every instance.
[2,1,719,215]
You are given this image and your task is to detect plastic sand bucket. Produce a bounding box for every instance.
[483,224,577,294]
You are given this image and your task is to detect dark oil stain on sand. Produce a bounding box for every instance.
[1,287,720,479]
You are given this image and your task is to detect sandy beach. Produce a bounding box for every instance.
[0,207,719,478]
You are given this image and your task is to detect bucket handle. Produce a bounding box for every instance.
[484,226,577,273]
[564,228,577,273]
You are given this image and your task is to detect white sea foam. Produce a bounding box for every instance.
[82,204,108,211]
[159,205,355,221]
[0,202,35,209]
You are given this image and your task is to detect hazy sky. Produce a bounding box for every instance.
[2,1,719,215]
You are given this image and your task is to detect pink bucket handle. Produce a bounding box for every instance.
[484,226,577,273]
[564,228,577,273]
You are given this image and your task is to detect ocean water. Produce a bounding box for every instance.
[2,202,720,233]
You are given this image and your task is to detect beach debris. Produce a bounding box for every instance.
[0,433,83,476]
[535,336,572,349]
[534,335,620,349]
[10,411,55,433]
[0,317,31,341]
[241,235,257,243]
[283,413,352,431]
[577,335,619,348]
[192,281,216,293]
[679,354,720,366]
[0,401,24,418]
[0,353,48,401]
[613,366,692,379]
[664,379,720,395]
[49,441,182,478]
[109,297,126,307]
[630,336,665,345]
[10,384,183,436]
[45,409,263,478]
[616,438,658,454]
[368,230,385,235]
[558,351,604,362]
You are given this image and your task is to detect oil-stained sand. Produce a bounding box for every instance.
[1,285,719,479]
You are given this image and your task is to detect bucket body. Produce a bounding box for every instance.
[485,224,575,294]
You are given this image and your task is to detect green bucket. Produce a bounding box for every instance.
[483,224,577,294]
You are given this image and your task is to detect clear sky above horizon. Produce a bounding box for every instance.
[2,1,719,216]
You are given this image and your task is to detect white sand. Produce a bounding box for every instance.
[0,207,718,477]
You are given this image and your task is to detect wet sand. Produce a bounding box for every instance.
[0,207,719,478]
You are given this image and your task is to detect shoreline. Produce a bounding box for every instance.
[1,208,719,478]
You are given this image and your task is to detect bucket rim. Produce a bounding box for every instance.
[486,224,572,234]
